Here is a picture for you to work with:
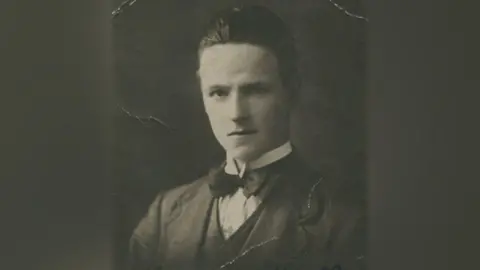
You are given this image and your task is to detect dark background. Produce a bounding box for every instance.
[112,1,366,266]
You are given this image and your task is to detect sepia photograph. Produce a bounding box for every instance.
[4,0,474,270]
[112,1,367,269]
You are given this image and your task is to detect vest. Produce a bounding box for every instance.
[196,197,266,270]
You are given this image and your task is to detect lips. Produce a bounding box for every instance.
[228,129,257,136]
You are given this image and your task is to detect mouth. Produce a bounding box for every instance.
[228,129,257,136]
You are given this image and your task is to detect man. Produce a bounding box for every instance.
[129,5,365,270]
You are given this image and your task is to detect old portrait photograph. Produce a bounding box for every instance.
[112,1,367,269]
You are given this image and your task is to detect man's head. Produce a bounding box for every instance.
[197,5,299,162]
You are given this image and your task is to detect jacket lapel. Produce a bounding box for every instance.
[163,179,214,269]
[243,179,307,262]
[225,166,323,268]
[161,154,327,270]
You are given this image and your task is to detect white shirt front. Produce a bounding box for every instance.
[218,141,292,239]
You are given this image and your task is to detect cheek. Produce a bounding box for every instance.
[203,99,219,119]
[204,98,224,116]
[207,116,226,141]
[204,102,226,130]
[251,97,288,125]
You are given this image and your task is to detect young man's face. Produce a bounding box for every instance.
[198,43,291,162]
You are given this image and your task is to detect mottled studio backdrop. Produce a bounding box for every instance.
[112,0,366,268]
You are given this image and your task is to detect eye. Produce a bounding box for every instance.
[252,86,269,94]
[243,83,271,96]
[208,89,229,98]
[246,86,270,95]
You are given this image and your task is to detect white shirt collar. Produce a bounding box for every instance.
[225,141,293,177]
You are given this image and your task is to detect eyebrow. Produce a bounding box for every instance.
[205,84,230,92]
[203,81,272,93]
[239,81,271,91]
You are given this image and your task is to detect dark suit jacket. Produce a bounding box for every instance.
[129,154,366,270]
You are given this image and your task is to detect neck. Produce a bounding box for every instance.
[225,140,293,176]
[235,140,289,164]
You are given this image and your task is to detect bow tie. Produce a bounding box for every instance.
[208,153,295,198]
[208,168,267,198]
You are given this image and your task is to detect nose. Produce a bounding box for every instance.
[227,90,249,122]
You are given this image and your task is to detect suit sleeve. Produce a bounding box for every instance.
[128,193,164,270]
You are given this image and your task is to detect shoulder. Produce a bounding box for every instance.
[319,173,367,265]
[129,171,214,259]
[152,171,213,218]
[295,157,366,242]
[298,172,366,269]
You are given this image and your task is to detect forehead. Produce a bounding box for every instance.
[197,43,280,86]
